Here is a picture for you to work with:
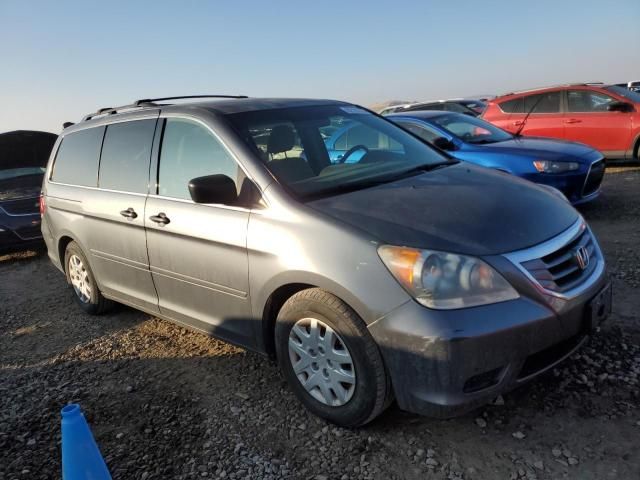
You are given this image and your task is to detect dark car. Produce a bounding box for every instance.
[0,130,57,254]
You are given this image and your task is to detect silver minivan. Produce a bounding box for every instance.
[42,96,611,426]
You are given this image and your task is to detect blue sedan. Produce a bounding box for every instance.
[324,111,605,204]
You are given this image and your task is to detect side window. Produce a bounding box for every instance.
[498,98,524,114]
[158,118,241,201]
[99,119,156,193]
[524,92,561,113]
[567,90,616,112]
[51,127,104,186]
[400,122,442,143]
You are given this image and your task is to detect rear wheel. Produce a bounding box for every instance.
[64,241,112,315]
[275,288,391,427]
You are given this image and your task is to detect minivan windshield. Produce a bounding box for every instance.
[429,113,513,144]
[226,105,452,199]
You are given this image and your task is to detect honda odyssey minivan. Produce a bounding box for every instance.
[42,96,611,426]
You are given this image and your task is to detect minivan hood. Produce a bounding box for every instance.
[467,137,598,162]
[308,163,579,256]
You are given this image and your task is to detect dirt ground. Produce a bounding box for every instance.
[1,168,639,480]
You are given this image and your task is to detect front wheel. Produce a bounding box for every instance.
[275,288,391,427]
[64,241,112,315]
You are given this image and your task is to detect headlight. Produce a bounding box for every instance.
[533,160,579,173]
[378,246,519,309]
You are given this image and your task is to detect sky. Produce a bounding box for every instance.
[1,0,639,133]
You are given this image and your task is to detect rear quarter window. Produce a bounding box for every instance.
[51,127,105,186]
[98,119,157,193]
[498,98,524,114]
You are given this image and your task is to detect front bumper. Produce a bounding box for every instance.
[368,244,609,418]
[522,159,605,205]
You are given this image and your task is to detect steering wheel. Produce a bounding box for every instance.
[338,144,369,164]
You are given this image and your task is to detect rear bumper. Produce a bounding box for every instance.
[0,213,44,254]
[368,274,609,418]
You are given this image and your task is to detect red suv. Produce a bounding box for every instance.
[482,84,640,161]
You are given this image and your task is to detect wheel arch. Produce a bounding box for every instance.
[258,272,375,357]
[633,133,640,160]
[58,235,75,272]
[261,283,315,357]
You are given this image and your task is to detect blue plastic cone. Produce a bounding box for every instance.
[61,404,112,480]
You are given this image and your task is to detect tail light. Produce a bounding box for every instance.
[39,194,46,216]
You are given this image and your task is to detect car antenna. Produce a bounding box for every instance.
[514,95,545,137]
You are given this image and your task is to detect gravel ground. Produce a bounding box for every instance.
[1,168,639,480]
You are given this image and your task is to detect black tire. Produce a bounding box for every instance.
[64,241,112,315]
[275,288,391,427]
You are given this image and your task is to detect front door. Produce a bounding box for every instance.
[145,117,253,345]
[563,89,633,157]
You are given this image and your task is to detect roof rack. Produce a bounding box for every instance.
[502,82,604,96]
[82,95,249,122]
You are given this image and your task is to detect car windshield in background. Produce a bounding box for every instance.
[430,113,513,144]
[0,166,46,181]
[226,105,451,199]
[604,85,640,104]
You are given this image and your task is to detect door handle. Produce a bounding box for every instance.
[512,120,525,126]
[119,207,138,219]
[149,212,170,225]
[564,118,582,124]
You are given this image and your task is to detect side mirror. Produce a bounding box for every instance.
[432,137,455,151]
[188,174,237,205]
[607,101,633,113]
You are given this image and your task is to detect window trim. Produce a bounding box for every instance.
[153,113,268,210]
[48,110,160,187]
[497,97,524,114]
[565,89,619,114]
[524,91,562,115]
[97,118,159,194]
[48,125,107,187]
[498,90,564,115]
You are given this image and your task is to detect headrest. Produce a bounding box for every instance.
[267,124,295,154]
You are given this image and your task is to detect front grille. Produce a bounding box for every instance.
[520,228,597,293]
[0,197,40,215]
[583,160,605,196]
[15,224,42,240]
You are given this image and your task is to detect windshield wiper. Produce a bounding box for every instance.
[302,161,457,201]
[399,160,458,175]
[466,138,497,145]
[302,178,396,200]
